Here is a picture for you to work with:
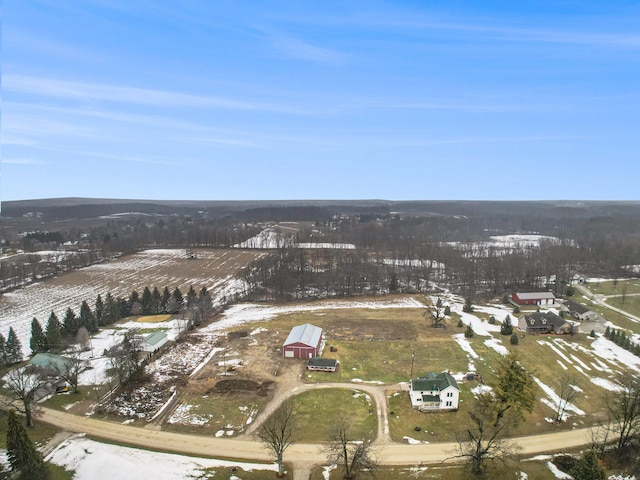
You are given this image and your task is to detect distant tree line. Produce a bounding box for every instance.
[3,203,639,300]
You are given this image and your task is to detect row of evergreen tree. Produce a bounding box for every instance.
[604,326,640,357]
[29,284,213,356]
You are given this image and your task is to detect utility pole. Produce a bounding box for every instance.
[410,350,415,379]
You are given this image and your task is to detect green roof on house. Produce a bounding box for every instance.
[144,331,168,346]
[411,371,460,392]
[29,353,73,371]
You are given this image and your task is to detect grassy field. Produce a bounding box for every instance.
[164,392,266,436]
[309,458,564,479]
[289,388,377,442]
[136,314,173,323]
[584,279,640,296]
[240,298,628,440]
[607,295,640,320]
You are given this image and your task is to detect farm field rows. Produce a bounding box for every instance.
[0,248,265,355]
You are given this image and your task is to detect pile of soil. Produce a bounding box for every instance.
[210,378,274,397]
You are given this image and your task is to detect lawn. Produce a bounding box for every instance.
[164,392,265,436]
[606,295,640,321]
[289,388,377,442]
[309,458,564,479]
[136,314,173,323]
[583,279,640,297]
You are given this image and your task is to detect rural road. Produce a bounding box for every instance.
[38,387,597,478]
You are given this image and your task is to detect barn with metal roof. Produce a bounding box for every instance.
[283,323,323,359]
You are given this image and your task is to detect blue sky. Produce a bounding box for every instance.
[2,1,639,201]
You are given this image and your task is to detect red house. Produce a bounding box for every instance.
[512,292,556,306]
[283,323,323,359]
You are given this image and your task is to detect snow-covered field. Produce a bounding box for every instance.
[0,248,262,355]
[46,435,278,480]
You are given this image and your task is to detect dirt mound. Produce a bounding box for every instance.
[211,378,274,397]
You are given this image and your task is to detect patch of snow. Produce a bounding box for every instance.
[591,377,625,392]
[534,377,585,418]
[546,460,573,479]
[557,360,568,370]
[484,336,509,356]
[471,385,493,395]
[323,464,337,480]
[402,436,428,445]
[453,333,479,359]
[47,435,278,479]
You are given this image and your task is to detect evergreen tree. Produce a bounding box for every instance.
[197,286,213,323]
[0,333,7,366]
[30,318,48,355]
[604,326,611,338]
[6,328,24,365]
[94,294,105,326]
[117,297,130,318]
[141,287,153,315]
[79,301,98,334]
[45,311,63,353]
[61,307,79,340]
[172,287,184,313]
[186,285,197,309]
[465,325,474,338]
[513,305,521,314]
[6,409,48,480]
[102,293,120,325]
[161,286,171,313]
[444,305,451,316]
[462,297,474,313]
[151,287,162,314]
[489,315,496,325]
[569,449,606,480]
[501,315,514,336]
[510,333,519,345]
[129,290,140,306]
[140,287,153,315]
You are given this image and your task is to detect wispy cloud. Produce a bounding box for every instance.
[1,158,44,165]
[3,75,302,113]
[265,30,350,64]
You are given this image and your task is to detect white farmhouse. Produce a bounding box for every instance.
[409,371,460,412]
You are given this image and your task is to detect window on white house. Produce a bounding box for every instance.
[446,401,452,407]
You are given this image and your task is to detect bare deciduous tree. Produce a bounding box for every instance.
[324,417,377,479]
[255,400,295,477]
[606,372,640,455]
[556,373,578,423]
[3,367,46,427]
[54,349,88,394]
[453,393,517,475]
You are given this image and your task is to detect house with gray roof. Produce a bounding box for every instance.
[283,323,323,359]
[518,311,573,335]
[561,300,602,322]
[307,357,338,372]
[409,371,460,411]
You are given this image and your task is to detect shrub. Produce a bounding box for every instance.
[489,315,496,325]
[513,305,521,314]
[464,325,474,338]
[510,333,519,345]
